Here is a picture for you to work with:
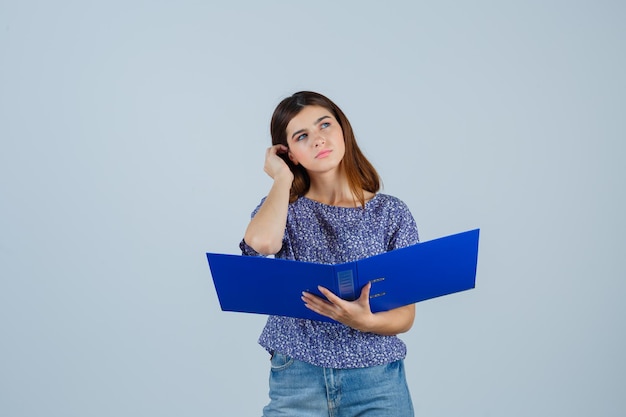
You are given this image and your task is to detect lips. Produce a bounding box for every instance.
[315,149,332,159]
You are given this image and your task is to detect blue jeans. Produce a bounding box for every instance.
[262,353,414,417]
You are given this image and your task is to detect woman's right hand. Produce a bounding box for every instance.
[244,144,293,255]
[264,144,294,181]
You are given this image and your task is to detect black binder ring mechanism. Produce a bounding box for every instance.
[368,277,386,299]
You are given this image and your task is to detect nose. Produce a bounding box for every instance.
[313,133,325,147]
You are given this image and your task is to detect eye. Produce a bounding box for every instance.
[321,122,330,129]
[296,133,308,141]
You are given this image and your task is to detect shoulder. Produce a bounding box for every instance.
[366,194,416,226]
[371,194,419,247]
[287,196,309,211]
[369,193,411,210]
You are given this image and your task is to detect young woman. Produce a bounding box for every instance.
[240,91,419,416]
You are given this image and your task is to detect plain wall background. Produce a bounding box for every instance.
[1,1,624,416]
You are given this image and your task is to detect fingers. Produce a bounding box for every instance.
[317,285,341,303]
[358,282,372,301]
[305,287,336,317]
[302,285,374,331]
[301,288,332,309]
[264,144,293,180]
[266,144,288,156]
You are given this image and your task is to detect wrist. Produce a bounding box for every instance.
[355,313,377,334]
[274,170,294,185]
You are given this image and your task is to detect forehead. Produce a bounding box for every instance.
[286,105,333,133]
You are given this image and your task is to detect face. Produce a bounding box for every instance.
[285,105,345,175]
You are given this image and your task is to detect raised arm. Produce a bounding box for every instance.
[243,145,294,255]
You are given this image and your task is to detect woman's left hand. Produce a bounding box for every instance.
[302,283,416,335]
[302,283,376,333]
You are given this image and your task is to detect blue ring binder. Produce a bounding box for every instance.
[207,229,480,322]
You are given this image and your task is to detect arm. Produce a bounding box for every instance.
[301,283,416,336]
[243,145,293,255]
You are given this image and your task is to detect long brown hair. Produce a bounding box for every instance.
[270,91,380,206]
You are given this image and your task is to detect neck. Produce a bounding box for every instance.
[306,172,360,207]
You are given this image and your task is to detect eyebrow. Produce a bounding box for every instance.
[290,115,331,141]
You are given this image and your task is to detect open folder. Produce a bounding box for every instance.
[207,229,479,322]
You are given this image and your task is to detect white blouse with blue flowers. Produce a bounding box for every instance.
[240,193,419,369]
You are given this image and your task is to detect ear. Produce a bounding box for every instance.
[288,151,299,165]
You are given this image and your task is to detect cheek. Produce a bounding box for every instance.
[288,146,305,162]
[335,129,345,145]
[335,133,346,150]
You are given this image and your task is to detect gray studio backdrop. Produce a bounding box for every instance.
[1,1,624,416]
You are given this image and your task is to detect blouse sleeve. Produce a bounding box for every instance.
[239,197,267,256]
[387,198,420,251]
